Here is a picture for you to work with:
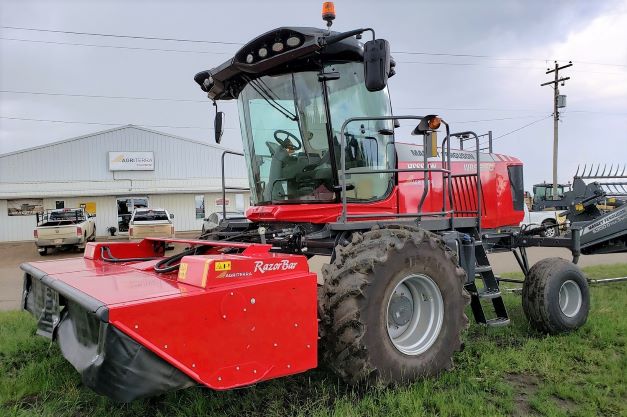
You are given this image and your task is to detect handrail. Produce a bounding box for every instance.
[450,131,482,231]
[220,150,250,219]
[338,115,455,223]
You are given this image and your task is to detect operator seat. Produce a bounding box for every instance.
[264,142,291,201]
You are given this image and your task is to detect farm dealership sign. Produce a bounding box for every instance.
[108,152,155,171]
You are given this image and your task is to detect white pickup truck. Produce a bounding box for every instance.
[519,205,565,237]
[34,208,96,255]
[129,208,175,239]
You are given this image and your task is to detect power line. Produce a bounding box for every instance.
[0,89,206,102]
[3,90,624,116]
[0,116,237,130]
[492,115,553,140]
[1,113,556,134]
[393,50,627,68]
[3,25,626,68]
[4,36,623,75]
[0,25,242,45]
[0,37,230,55]
[451,115,542,123]
[466,115,551,150]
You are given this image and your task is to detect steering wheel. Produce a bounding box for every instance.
[274,129,302,151]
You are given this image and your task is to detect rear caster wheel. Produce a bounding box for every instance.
[522,257,590,334]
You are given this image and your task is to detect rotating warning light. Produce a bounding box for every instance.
[322,2,336,24]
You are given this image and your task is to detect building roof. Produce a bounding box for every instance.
[0,124,232,158]
[0,125,248,199]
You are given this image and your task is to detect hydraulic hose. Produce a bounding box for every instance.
[153,247,201,274]
[100,245,208,275]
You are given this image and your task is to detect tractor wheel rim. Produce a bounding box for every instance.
[386,274,444,355]
[558,279,582,317]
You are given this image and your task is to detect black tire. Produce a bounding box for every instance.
[38,247,48,256]
[321,225,469,385]
[540,220,558,237]
[522,257,589,334]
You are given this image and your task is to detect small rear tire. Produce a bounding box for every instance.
[522,257,589,334]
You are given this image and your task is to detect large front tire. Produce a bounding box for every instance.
[321,226,469,384]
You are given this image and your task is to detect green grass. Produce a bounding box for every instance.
[1,264,626,417]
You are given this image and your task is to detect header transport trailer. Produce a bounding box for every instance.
[21,3,624,402]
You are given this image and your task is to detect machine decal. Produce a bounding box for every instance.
[581,206,627,235]
[215,261,232,271]
[221,271,254,278]
[254,260,298,274]
[178,263,188,280]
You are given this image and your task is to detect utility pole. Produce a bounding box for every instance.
[541,61,572,200]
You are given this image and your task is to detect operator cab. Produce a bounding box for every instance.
[532,183,570,204]
[194,20,397,206]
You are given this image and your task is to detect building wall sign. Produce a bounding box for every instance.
[108,152,155,171]
[7,199,44,216]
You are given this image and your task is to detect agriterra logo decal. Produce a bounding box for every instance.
[112,154,153,164]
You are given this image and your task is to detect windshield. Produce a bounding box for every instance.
[238,61,394,205]
[46,210,85,222]
[133,210,169,222]
[533,185,567,202]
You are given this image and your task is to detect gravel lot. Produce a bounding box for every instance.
[1,236,624,311]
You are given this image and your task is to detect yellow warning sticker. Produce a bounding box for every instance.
[214,261,232,271]
[178,262,188,280]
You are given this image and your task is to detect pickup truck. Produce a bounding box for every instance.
[519,204,565,237]
[34,208,96,255]
[129,208,175,239]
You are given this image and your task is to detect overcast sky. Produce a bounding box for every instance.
[1,0,626,189]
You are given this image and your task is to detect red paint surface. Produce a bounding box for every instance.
[247,143,523,229]
[29,241,318,390]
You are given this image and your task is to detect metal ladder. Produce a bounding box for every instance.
[465,241,510,327]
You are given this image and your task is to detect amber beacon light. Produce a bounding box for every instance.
[322,2,336,26]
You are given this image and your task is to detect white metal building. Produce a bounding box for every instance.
[0,125,249,242]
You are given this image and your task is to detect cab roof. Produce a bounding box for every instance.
[194,26,364,101]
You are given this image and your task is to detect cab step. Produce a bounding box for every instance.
[477,288,502,299]
[467,240,511,327]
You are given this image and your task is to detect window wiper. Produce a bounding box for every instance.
[243,75,298,121]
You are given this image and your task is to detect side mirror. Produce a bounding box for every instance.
[170,213,174,219]
[363,39,391,92]
[214,111,225,144]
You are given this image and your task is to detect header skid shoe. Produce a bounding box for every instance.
[22,238,318,402]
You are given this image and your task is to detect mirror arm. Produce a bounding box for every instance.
[323,27,375,46]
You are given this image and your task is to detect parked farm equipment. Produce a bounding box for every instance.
[20,3,627,402]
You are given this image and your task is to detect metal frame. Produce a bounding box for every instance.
[459,131,492,153]
[220,150,250,219]
[337,116,482,231]
[36,208,85,225]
